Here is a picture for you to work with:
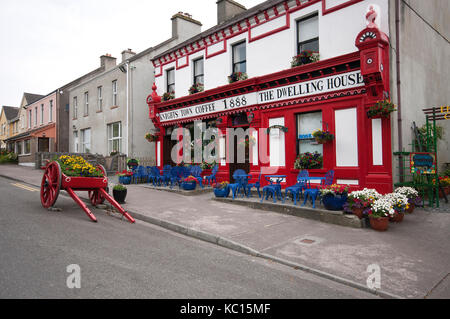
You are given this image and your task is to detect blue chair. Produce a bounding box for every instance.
[133,166,148,184]
[229,169,248,200]
[284,170,309,205]
[160,165,172,186]
[204,165,219,186]
[302,188,320,208]
[169,166,181,189]
[190,165,204,188]
[245,172,262,198]
[151,167,163,186]
[261,184,281,203]
[130,166,138,183]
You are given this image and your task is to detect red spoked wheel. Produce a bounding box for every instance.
[40,161,62,208]
[88,164,107,206]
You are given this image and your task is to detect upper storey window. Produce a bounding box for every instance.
[193,58,204,85]
[232,42,246,73]
[166,68,175,93]
[297,14,319,53]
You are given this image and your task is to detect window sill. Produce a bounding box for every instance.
[19,154,32,157]
[110,105,119,110]
[96,110,103,113]
[83,114,89,118]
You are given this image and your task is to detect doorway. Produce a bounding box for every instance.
[38,138,50,152]
[229,128,250,179]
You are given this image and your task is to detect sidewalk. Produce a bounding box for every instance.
[1,164,449,298]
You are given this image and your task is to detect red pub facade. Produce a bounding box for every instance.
[147,0,393,194]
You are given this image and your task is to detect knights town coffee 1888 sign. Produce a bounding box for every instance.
[158,71,364,123]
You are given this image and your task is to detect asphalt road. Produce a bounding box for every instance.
[0,176,377,299]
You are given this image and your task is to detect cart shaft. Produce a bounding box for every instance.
[99,188,135,223]
[66,188,98,222]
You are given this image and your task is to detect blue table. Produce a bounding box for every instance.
[298,176,326,189]
[230,174,252,199]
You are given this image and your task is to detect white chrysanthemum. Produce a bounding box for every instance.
[394,187,419,199]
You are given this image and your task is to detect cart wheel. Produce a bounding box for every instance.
[40,161,61,208]
[88,164,108,206]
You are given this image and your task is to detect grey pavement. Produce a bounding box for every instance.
[0,175,376,299]
[1,164,449,298]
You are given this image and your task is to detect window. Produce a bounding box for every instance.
[21,115,24,129]
[24,139,31,155]
[28,110,32,128]
[232,41,246,73]
[73,96,78,119]
[73,131,79,153]
[34,107,38,126]
[297,111,323,156]
[49,100,53,122]
[112,80,118,106]
[166,69,175,93]
[84,92,89,116]
[107,122,122,154]
[193,58,204,85]
[41,104,44,124]
[97,86,103,111]
[16,141,22,155]
[297,14,319,54]
[81,128,91,153]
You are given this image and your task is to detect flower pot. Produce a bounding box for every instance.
[406,203,415,214]
[322,193,348,211]
[113,189,127,204]
[214,187,230,198]
[369,217,389,231]
[181,181,197,191]
[352,207,365,219]
[439,186,450,198]
[390,211,405,223]
[119,176,131,185]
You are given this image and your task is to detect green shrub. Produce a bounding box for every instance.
[113,184,127,191]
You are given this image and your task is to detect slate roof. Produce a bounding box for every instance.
[1,106,19,121]
[23,93,45,105]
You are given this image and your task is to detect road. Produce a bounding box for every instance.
[0,176,377,299]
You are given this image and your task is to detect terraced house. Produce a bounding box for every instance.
[0,106,19,150]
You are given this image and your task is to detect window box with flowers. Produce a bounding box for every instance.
[367,99,397,119]
[162,91,175,101]
[291,51,320,67]
[189,83,204,95]
[294,152,323,170]
[145,133,159,143]
[312,130,334,145]
[319,184,349,211]
[228,72,248,84]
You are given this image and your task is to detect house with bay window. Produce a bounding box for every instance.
[147,0,449,194]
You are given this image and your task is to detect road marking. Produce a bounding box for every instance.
[11,183,39,192]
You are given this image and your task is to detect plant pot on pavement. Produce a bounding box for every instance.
[113,188,127,204]
[352,207,365,219]
[322,193,348,211]
[406,203,415,214]
[369,217,389,231]
[390,211,405,223]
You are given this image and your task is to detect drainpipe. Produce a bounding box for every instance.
[395,0,404,182]
[126,61,130,157]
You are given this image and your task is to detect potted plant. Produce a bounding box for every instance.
[385,193,409,223]
[213,181,230,198]
[312,130,334,144]
[320,184,349,211]
[347,188,381,219]
[162,91,175,101]
[110,150,119,156]
[116,170,133,185]
[291,51,320,67]
[189,83,204,95]
[180,175,198,191]
[145,133,159,143]
[438,175,450,198]
[294,152,323,170]
[113,184,127,204]
[367,197,395,231]
[127,158,139,170]
[228,72,248,84]
[394,187,420,214]
[367,99,397,119]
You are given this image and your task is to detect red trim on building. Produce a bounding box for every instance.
[322,0,364,16]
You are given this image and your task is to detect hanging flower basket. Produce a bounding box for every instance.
[312,130,334,144]
[145,133,159,143]
[238,136,256,147]
[367,99,397,119]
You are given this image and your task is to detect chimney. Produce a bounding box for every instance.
[171,12,202,41]
[121,49,136,62]
[100,54,117,70]
[217,0,246,25]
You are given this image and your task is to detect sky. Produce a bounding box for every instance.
[0,0,263,109]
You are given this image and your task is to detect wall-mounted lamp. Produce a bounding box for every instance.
[119,65,127,73]
[72,125,76,130]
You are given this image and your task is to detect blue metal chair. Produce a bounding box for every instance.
[190,165,204,188]
[302,188,320,208]
[261,182,282,203]
[229,169,248,200]
[160,165,172,186]
[151,167,163,186]
[169,166,181,189]
[283,170,309,205]
[204,165,219,186]
[245,172,262,198]
[133,166,147,184]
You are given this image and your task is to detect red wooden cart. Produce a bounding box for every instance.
[40,161,135,223]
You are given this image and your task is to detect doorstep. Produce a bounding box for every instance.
[213,196,365,229]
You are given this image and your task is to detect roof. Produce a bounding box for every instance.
[153,0,285,61]
[23,93,45,105]
[1,106,19,121]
